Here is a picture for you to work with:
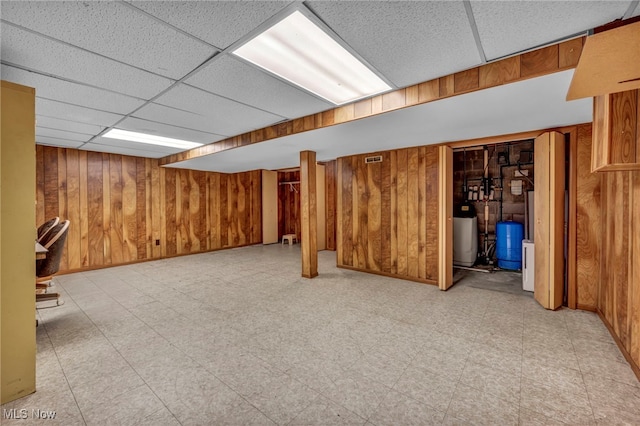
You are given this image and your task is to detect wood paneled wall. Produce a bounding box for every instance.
[575,124,601,309]
[277,171,301,242]
[598,166,640,374]
[337,147,439,284]
[325,160,337,251]
[35,146,262,272]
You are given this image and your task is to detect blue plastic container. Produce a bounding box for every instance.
[496,221,524,270]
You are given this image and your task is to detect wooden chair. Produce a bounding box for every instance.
[36,220,69,306]
[37,217,59,243]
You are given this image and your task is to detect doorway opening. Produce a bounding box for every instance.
[451,140,535,295]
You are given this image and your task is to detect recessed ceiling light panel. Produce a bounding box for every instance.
[232,10,391,105]
[103,129,203,149]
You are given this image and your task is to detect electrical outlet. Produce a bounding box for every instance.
[155,239,160,246]
[515,170,529,177]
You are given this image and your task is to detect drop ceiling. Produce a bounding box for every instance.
[1,1,637,168]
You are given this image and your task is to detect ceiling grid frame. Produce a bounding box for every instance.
[0,0,634,161]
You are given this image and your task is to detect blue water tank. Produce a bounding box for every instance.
[496,221,524,270]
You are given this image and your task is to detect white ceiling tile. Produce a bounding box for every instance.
[117,117,225,144]
[37,99,123,127]
[307,1,481,88]
[37,127,92,142]
[2,65,145,114]
[129,1,289,49]
[36,136,83,149]
[471,1,630,60]
[185,55,333,119]
[36,115,104,136]
[1,23,172,99]
[132,103,225,135]
[148,84,285,136]
[1,1,215,79]
[81,140,180,159]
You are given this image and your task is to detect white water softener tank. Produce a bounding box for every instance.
[453,216,478,267]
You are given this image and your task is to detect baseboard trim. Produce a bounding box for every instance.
[597,308,640,382]
[55,242,262,275]
[337,264,438,286]
[577,304,597,312]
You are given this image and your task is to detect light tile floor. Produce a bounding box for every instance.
[2,245,639,425]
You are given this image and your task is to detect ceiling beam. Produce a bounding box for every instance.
[159,38,584,168]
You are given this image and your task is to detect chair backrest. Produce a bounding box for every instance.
[37,217,60,243]
[36,220,70,278]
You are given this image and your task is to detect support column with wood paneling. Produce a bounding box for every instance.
[300,151,318,278]
[438,145,453,290]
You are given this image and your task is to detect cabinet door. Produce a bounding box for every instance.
[591,90,640,172]
[534,131,565,309]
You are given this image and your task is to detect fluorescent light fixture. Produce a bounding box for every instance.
[102,129,203,149]
[232,10,391,105]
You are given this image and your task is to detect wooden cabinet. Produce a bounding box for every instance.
[592,89,640,172]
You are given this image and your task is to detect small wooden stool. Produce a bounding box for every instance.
[282,234,297,245]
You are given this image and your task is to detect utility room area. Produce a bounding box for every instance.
[452,140,536,294]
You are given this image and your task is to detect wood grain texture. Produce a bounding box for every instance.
[575,124,600,309]
[418,80,439,103]
[325,161,337,251]
[396,149,408,276]
[550,132,566,308]
[592,94,611,171]
[336,146,439,285]
[65,149,80,269]
[534,132,565,310]
[558,37,584,69]
[437,146,453,290]
[367,158,381,271]
[567,21,640,100]
[630,170,640,368]
[79,151,89,267]
[610,90,638,164]
[520,45,558,78]
[592,89,640,171]
[36,145,45,226]
[425,147,439,280]
[35,147,262,273]
[479,57,520,88]
[418,147,427,279]
[439,75,455,98]
[251,170,262,244]
[122,156,137,262]
[534,133,551,308]
[407,148,419,278]
[382,90,406,111]
[454,68,479,93]
[336,159,344,263]
[102,153,112,265]
[599,170,633,348]
[300,151,318,278]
